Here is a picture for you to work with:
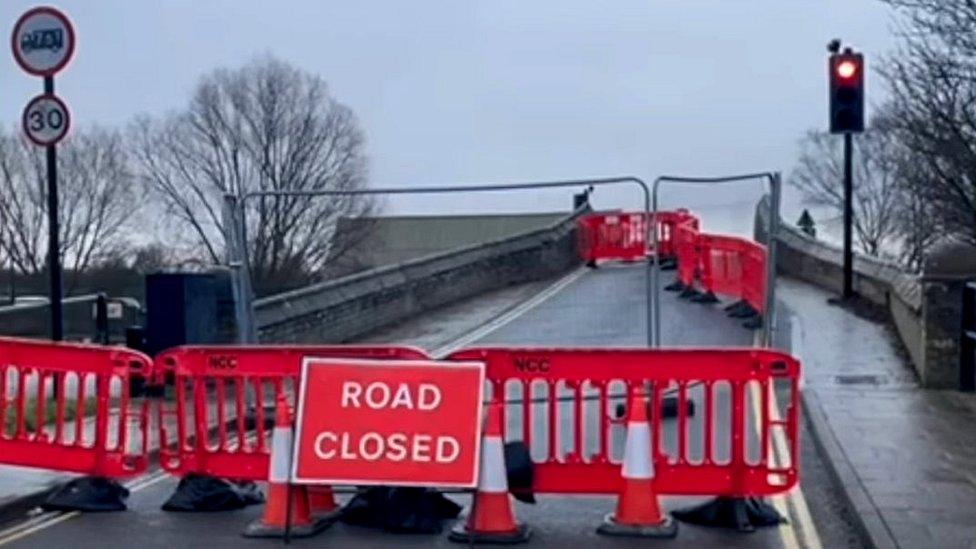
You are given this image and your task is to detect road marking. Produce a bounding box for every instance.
[0,468,175,546]
[0,267,589,546]
[432,266,587,357]
[752,332,823,549]
[0,511,79,546]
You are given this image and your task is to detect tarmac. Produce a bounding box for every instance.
[0,263,936,548]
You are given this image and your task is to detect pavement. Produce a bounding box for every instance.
[0,264,854,547]
[779,277,976,549]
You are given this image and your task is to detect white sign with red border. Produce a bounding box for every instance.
[22,93,70,147]
[291,357,485,488]
[11,7,75,77]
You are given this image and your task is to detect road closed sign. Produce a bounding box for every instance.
[292,358,485,487]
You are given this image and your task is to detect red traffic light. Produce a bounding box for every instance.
[836,60,858,79]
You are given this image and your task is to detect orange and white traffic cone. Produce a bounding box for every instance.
[449,401,531,544]
[308,485,342,522]
[597,385,678,538]
[243,395,336,538]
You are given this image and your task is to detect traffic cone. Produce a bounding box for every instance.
[597,386,677,538]
[449,401,531,544]
[243,395,335,539]
[308,485,343,522]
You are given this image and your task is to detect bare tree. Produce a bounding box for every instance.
[131,55,374,294]
[790,123,903,256]
[0,127,137,292]
[869,111,941,271]
[879,0,976,247]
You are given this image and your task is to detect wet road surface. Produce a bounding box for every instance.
[2,264,813,548]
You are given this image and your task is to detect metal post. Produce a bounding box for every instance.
[651,186,661,348]
[222,194,254,344]
[842,132,854,299]
[643,190,654,348]
[236,198,257,344]
[45,75,63,343]
[762,173,782,348]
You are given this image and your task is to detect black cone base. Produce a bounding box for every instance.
[742,316,763,330]
[586,260,598,269]
[42,477,130,512]
[162,474,264,512]
[724,299,749,312]
[597,513,678,538]
[448,522,531,545]
[678,286,700,299]
[664,280,685,292]
[691,291,719,304]
[728,305,759,319]
[672,497,785,532]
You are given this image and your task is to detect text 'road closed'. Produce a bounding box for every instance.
[292,358,485,487]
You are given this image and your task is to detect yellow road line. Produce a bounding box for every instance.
[0,468,175,547]
[751,331,823,549]
[0,511,80,546]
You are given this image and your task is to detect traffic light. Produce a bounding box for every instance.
[829,51,864,133]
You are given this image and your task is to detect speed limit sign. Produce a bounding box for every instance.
[22,94,70,147]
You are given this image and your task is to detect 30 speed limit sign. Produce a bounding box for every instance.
[22,94,70,147]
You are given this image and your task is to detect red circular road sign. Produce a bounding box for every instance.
[11,6,76,77]
[22,93,71,147]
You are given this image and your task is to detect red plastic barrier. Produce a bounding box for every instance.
[0,336,152,478]
[578,210,697,265]
[654,210,688,259]
[577,213,647,264]
[699,234,767,313]
[666,211,767,313]
[447,347,800,497]
[156,345,430,481]
[672,214,702,287]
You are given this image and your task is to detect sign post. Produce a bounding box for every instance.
[12,6,76,343]
[292,358,486,488]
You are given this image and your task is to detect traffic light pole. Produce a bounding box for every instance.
[842,132,854,299]
[45,75,64,342]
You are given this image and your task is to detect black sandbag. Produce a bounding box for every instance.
[672,496,785,532]
[341,487,462,534]
[161,474,264,512]
[43,477,130,512]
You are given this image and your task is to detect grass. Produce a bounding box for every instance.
[2,396,100,436]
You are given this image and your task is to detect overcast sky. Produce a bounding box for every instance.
[3,1,898,236]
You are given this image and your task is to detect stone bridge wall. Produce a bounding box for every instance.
[254,208,584,343]
[755,197,970,389]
